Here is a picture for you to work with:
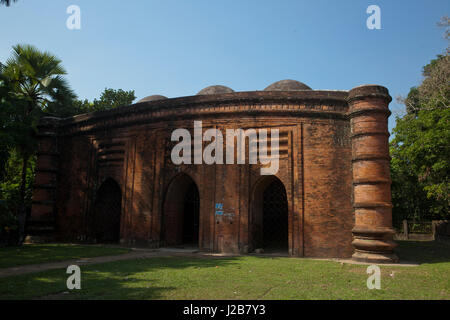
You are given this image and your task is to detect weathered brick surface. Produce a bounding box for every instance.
[302,120,353,258]
[348,86,398,263]
[29,87,396,261]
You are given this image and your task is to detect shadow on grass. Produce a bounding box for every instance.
[3,241,450,299]
[395,240,450,264]
[0,244,129,269]
[0,255,242,300]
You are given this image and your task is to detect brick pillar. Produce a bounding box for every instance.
[28,117,61,241]
[348,85,398,263]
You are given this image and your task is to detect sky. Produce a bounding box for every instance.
[1,0,449,131]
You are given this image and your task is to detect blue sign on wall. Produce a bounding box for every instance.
[215,203,223,215]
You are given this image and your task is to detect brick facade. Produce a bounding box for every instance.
[29,83,398,263]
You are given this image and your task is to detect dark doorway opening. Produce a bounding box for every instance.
[92,178,121,243]
[182,181,200,245]
[262,179,288,251]
[163,174,200,247]
[251,176,288,253]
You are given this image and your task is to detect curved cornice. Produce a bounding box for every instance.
[54,90,350,135]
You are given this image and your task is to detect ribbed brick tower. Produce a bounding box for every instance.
[348,85,399,263]
[27,117,61,241]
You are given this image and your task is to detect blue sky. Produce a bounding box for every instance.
[1,0,449,131]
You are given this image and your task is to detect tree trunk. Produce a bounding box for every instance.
[17,154,29,245]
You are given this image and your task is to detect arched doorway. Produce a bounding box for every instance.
[163,174,200,247]
[251,176,288,253]
[92,178,122,243]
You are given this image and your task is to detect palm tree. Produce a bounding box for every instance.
[0,0,18,6]
[1,44,75,243]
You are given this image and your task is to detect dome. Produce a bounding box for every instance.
[138,95,168,103]
[264,80,312,91]
[197,85,234,95]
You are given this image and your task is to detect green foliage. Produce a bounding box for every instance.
[0,44,136,245]
[391,52,450,225]
[0,150,35,206]
[0,0,18,7]
[0,200,18,244]
[0,44,76,244]
[93,88,136,111]
[403,55,450,114]
[0,150,35,244]
[72,88,136,114]
[1,44,76,154]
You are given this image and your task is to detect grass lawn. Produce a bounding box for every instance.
[0,240,448,300]
[0,244,130,268]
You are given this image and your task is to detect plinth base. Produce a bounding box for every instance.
[352,250,399,264]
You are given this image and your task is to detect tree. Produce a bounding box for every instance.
[402,55,450,115]
[1,45,135,245]
[390,19,450,225]
[93,88,136,111]
[0,0,18,6]
[390,106,449,223]
[437,16,449,43]
[0,44,75,244]
[72,88,136,114]
[0,150,35,245]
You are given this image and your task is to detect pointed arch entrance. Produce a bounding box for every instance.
[92,178,122,243]
[162,173,200,247]
[251,175,289,253]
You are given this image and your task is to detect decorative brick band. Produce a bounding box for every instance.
[352,178,391,185]
[351,156,391,162]
[346,85,392,104]
[32,200,55,206]
[353,202,393,208]
[98,158,125,163]
[36,152,60,157]
[98,150,125,156]
[35,168,59,174]
[33,184,57,190]
[350,132,390,139]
